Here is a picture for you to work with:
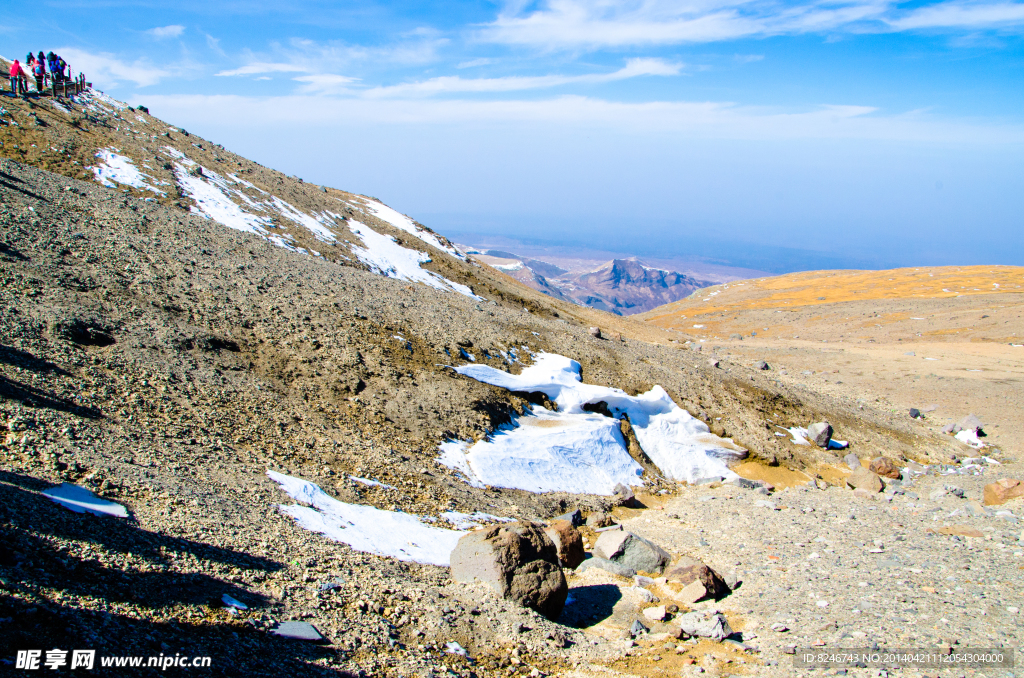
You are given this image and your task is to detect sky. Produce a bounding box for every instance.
[3,0,1023,272]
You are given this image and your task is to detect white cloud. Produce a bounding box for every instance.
[147,25,185,39]
[56,47,174,88]
[457,57,495,69]
[477,0,1024,48]
[215,62,310,77]
[362,58,683,98]
[137,93,1024,144]
[889,1,1024,29]
[293,73,360,94]
[204,32,227,56]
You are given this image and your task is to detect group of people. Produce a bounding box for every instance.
[8,51,70,97]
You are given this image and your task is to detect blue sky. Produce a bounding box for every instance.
[4,0,1024,271]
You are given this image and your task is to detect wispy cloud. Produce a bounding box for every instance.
[292,73,360,94]
[216,62,309,77]
[147,25,185,39]
[457,57,495,69]
[138,93,1024,144]
[477,0,1024,48]
[363,58,683,98]
[57,47,176,87]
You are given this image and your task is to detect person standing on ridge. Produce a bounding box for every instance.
[9,59,28,97]
[37,52,47,87]
[32,55,46,94]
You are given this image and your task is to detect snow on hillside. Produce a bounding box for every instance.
[90,148,165,195]
[352,197,465,260]
[268,471,463,566]
[439,353,746,493]
[347,220,479,298]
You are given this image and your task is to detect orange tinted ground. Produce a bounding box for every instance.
[640,265,1024,323]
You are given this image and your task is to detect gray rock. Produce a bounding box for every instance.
[589,326,602,339]
[551,508,583,526]
[585,511,614,528]
[954,414,984,434]
[909,408,922,419]
[613,483,637,507]
[843,453,861,470]
[728,477,772,492]
[677,611,733,641]
[449,522,568,620]
[944,485,965,498]
[904,351,916,356]
[593,530,671,574]
[708,358,721,368]
[941,422,956,434]
[806,422,833,448]
[576,556,636,578]
[271,621,324,642]
[630,619,649,637]
[847,467,883,493]
[755,360,770,370]
[730,333,743,340]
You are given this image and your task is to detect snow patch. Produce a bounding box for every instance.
[42,484,129,518]
[349,475,398,490]
[354,197,465,259]
[782,426,849,450]
[440,510,513,530]
[268,471,462,566]
[89,149,165,194]
[347,220,480,298]
[440,353,747,492]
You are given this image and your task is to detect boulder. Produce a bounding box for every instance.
[585,511,614,528]
[954,414,984,434]
[983,478,1024,506]
[755,360,770,370]
[613,482,637,508]
[843,453,861,470]
[806,422,833,448]
[846,467,883,493]
[868,457,902,480]
[643,605,667,622]
[589,326,602,339]
[593,530,671,574]
[450,522,567,620]
[551,508,583,526]
[909,408,922,419]
[677,610,733,641]
[576,556,635,578]
[544,520,585,570]
[665,557,730,603]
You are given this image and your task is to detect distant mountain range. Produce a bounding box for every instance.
[470,250,715,315]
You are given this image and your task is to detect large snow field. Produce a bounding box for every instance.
[268,471,463,566]
[438,353,747,494]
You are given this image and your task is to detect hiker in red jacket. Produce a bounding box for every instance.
[9,59,28,97]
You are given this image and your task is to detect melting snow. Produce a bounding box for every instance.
[439,353,747,493]
[782,426,849,450]
[90,149,165,194]
[354,197,465,259]
[347,220,479,298]
[440,510,513,530]
[349,475,398,490]
[268,471,462,566]
[42,484,129,518]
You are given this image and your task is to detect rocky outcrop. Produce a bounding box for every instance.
[450,522,568,619]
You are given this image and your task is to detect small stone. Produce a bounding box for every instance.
[847,467,883,493]
[666,557,730,603]
[585,511,614,528]
[852,488,877,500]
[630,619,649,637]
[755,360,770,370]
[270,621,324,642]
[932,525,984,538]
[551,508,583,526]
[589,326,602,339]
[983,478,1024,506]
[806,422,833,448]
[929,488,947,501]
[869,457,902,480]
[643,605,667,622]
[676,611,733,641]
[613,483,637,508]
[708,358,721,368]
[955,414,984,434]
[909,408,922,419]
[843,453,861,470]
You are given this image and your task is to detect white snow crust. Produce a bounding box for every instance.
[268,471,462,566]
[90,148,164,194]
[42,483,129,518]
[439,353,747,493]
[347,220,479,298]
[440,510,513,530]
[354,197,465,259]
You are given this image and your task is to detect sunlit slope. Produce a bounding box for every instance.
[638,265,1024,345]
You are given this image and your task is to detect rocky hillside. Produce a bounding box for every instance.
[471,252,711,315]
[0,79,976,677]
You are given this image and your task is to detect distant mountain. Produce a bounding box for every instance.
[472,251,713,315]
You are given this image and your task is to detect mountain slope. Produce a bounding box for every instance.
[0,80,963,676]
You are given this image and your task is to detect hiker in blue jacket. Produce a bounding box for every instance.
[32,56,46,93]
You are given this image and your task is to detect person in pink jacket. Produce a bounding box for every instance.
[9,59,28,97]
